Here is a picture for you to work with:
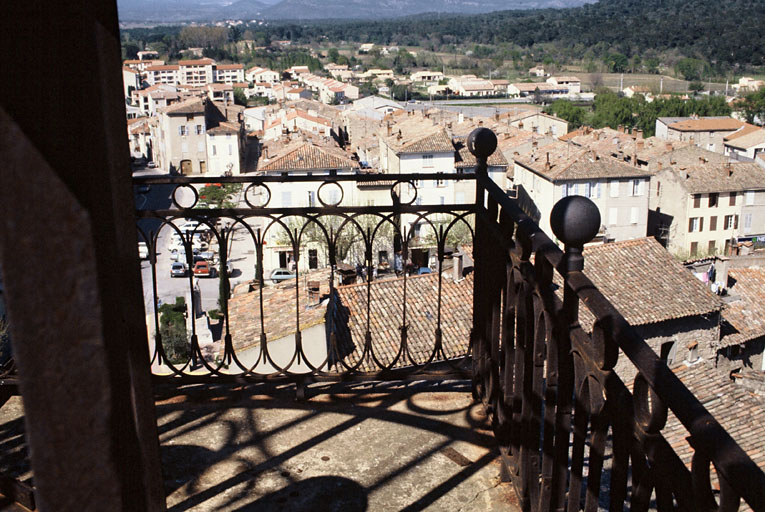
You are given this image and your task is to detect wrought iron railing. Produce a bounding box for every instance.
[135,171,478,387]
[133,128,765,511]
[467,129,765,511]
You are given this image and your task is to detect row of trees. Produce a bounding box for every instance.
[545,91,734,136]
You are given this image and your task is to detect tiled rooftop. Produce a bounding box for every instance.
[516,143,650,182]
[666,161,765,194]
[719,267,765,348]
[580,238,721,326]
[331,272,474,371]
[259,142,359,172]
[668,117,745,132]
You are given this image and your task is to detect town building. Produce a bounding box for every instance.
[724,125,765,162]
[513,142,651,242]
[650,159,765,257]
[655,115,747,153]
[546,76,581,94]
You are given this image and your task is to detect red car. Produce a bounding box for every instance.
[193,260,217,278]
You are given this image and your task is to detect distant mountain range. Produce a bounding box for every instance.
[117,0,595,23]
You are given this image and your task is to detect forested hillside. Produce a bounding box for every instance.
[264,0,764,67]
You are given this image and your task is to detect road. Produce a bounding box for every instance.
[134,173,260,325]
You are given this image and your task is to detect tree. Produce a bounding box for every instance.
[123,42,140,60]
[605,53,628,73]
[688,81,704,94]
[233,87,248,106]
[327,47,340,63]
[741,89,765,126]
[675,58,707,81]
[544,100,586,130]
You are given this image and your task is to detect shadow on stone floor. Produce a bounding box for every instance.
[155,379,518,511]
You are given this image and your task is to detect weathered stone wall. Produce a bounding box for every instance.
[614,313,720,385]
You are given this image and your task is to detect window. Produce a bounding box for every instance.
[631,179,643,196]
[708,240,716,254]
[181,142,189,153]
[724,215,735,230]
[708,193,718,207]
[693,194,701,208]
[435,178,445,187]
[745,190,755,205]
[729,192,737,206]
[178,125,188,136]
[709,216,717,231]
[440,196,445,205]
[195,124,203,135]
[630,207,639,224]
[422,154,434,167]
[690,242,698,256]
[591,182,601,199]
[212,145,216,156]
[308,249,318,269]
[307,191,315,207]
[608,208,618,226]
[560,184,567,198]
[610,180,619,198]
[197,141,204,152]
[689,217,700,232]
[744,213,752,233]
[656,181,661,196]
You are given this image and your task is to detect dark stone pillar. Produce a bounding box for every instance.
[0,2,165,510]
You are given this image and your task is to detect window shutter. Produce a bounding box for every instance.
[699,217,704,232]
[734,215,739,229]
[689,218,693,232]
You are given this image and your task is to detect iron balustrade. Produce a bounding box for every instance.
[132,128,765,511]
[135,171,478,386]
[468,128,765,512]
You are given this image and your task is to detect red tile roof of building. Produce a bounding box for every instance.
[259,142,359,172]
[216,63,244,70]
[178,58,215,66]
[331,272,474,371]
[580,238,722,326]
[718,268,765,348]
[668,117,745,132]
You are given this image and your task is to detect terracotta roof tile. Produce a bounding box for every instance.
[668,117,745,132]
[719,268,765,348]
[259,142,359,172]
[516,144,650,182]
[667,161,765,194]
[579,238,722,326]
[330,272,473,371]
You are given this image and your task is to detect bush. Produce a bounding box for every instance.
[159,297,189,364]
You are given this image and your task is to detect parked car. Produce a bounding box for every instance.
[269,268,296,284]
[138,242,149,259]
[147,161,157,168]
[193,260,217,278]
[170,262,188,278]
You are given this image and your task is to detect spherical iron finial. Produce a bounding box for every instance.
[467,127,497,159]
[550,196,601,248]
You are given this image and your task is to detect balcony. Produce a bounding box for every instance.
[3,122,765,510]
[1,8,764,509]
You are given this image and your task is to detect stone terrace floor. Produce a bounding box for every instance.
[0,380,520,511]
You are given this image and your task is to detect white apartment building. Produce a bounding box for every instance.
[513,143,651,243]
[178,58,215,86]
[246,66,280,83]
[214,64,245,84]
[546,76,581,94]
[144,65,181,86]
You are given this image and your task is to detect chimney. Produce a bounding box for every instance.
[657,161,663,170]
[262,146,269,159]
[478,119,483,126]
[726,162,733,176]
[494,112,500,121]
[397,130,402,141]
[618,124,624,133]
[532,140,538,149]
[447,121,452,129]
[452,252,464,282]
[717,256,731,289]
[690,136,695,145]
[518,121,524,130]
[544,152,551,170]
[637,139,645,150]
[665,142,673,151]
[387,123,392,137]
[636,129,643,139]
